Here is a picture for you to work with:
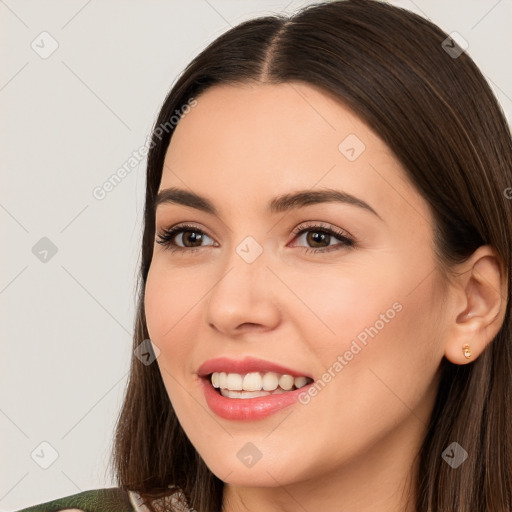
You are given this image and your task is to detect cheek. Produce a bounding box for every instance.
[144,268,171,343]
[276,262,399,363]
[285,257,442,409]
[144,264,203,421]
[144,262,202,342]
[143,263,203,380]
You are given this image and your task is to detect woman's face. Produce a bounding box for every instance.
[144,82,448,489]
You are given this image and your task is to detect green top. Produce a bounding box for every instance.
[13,487,189,512]
[13,488,141,512]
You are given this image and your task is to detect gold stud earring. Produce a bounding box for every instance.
[462,344,472,359]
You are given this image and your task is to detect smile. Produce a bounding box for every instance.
[211,371,313,397]
[200,373,315,421]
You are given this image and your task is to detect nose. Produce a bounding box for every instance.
[204,244,282,336]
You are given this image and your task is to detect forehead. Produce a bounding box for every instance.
[160,82,431,226]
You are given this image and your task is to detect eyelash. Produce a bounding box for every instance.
[155,222,355,255]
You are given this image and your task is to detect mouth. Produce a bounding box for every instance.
[205,371,314,399]
[199,370,316,420]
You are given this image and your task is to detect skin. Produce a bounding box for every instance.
[144,82,506,512]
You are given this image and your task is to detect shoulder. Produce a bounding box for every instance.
[12,487,138,512]
[13,487,191,512]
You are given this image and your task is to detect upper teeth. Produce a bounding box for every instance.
[210,371,311,392]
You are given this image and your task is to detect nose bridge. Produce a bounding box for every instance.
[204,234,280,332]
[215,234,269,301]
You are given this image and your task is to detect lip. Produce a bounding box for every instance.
[197,356,313,379]
[199,376,314,421]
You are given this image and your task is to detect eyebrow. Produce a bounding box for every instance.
[154,186,382,220]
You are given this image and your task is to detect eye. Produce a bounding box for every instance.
[155,223,216,253]
[155,221,355,255]
[289,222,355,253]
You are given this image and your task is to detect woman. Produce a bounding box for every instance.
[16,0,512,511]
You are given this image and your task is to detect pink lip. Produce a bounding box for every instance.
[196,356,313,379]
[196,356,314,421]
[199,376,314,421]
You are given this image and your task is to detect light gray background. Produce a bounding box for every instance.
[1,0,511,509]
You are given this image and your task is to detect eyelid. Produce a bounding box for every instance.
[290,221,354,240]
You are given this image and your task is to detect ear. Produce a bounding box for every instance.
[444,245,508,365]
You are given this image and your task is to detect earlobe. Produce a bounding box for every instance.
[443,245,507,365]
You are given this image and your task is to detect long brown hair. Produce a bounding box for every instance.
[109,1,512,510]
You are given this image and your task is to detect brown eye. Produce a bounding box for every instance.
[291,223,355,253]
[178,230,204,247]
[304,230,331,248]
[156,224,215,252]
